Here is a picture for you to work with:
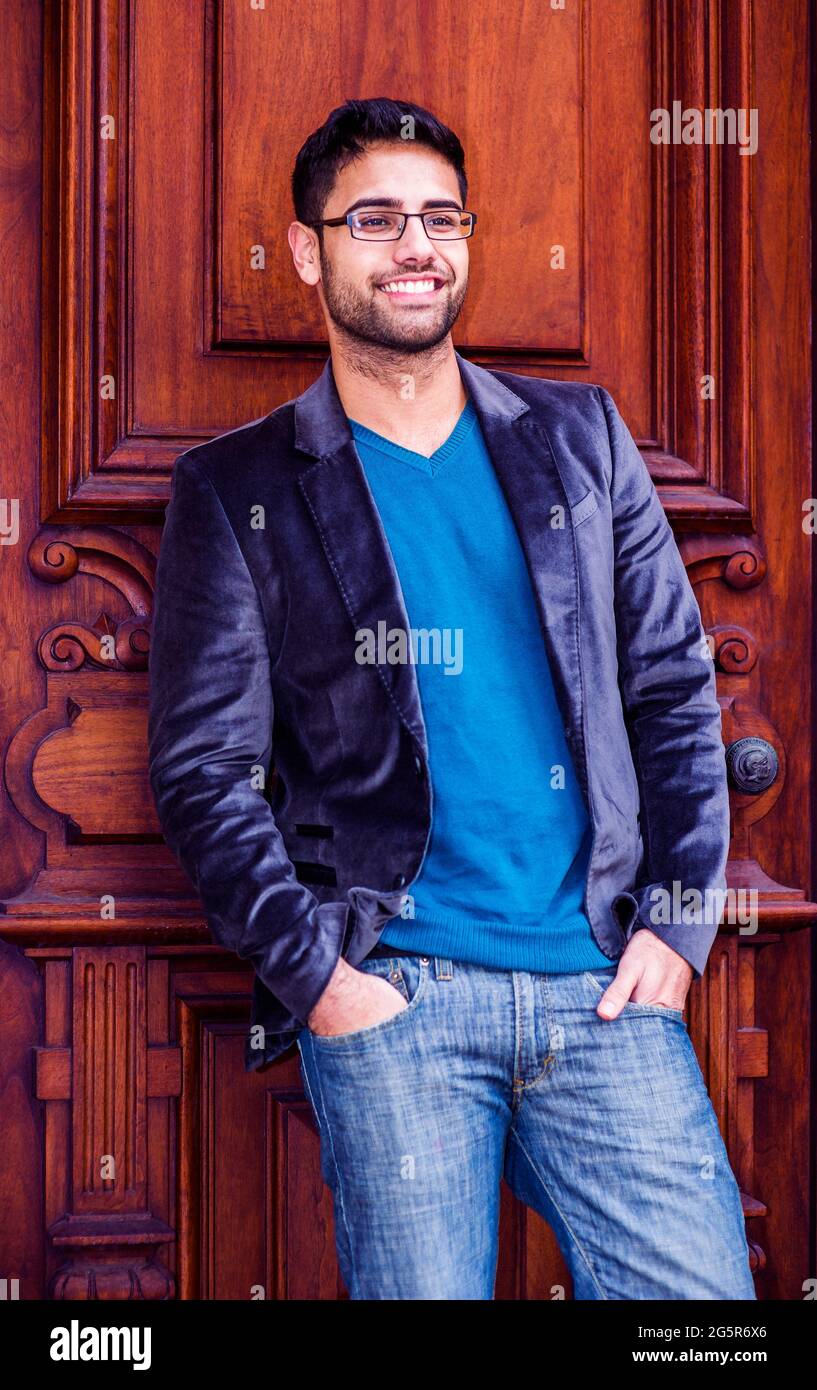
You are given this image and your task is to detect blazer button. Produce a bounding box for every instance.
[413,753,423,776]
[393,873,406,889]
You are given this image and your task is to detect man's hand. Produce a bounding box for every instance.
[595,929,693,1019]
[307,957,408,1037]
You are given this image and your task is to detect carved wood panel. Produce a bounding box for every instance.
[43,0,753,520]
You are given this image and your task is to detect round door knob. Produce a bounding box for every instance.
[725,736,778,794]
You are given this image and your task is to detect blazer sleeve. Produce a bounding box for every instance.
[147,452,350,1025]
[596,386,731,978]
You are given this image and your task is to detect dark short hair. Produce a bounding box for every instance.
[291,97,468,247]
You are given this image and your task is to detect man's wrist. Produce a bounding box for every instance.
[306,956,359,1028]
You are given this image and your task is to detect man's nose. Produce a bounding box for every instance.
[392,218,436,259]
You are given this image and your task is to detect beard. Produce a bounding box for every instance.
[319,255,468,354]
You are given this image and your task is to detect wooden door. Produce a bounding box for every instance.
[0,0,812,1299]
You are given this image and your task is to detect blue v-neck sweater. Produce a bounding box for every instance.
[348,398,611,974]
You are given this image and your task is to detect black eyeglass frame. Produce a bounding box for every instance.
[305,209,478,241]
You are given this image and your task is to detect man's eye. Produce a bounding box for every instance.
[359,216,388,228]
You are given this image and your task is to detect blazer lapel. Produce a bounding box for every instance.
[298,436,430,748]
[464,383,585,757]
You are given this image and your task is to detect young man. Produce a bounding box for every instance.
[148,98,756,1300]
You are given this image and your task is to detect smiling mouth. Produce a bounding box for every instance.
[377,277,447,300]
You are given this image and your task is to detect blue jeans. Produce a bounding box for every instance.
[297,954,757,1301]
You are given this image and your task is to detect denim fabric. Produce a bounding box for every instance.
[297,954,756,1301]
[147,352,732,1072]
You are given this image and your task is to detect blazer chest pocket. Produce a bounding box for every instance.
[570,489,598,527]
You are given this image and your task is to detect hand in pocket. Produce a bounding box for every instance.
[307,963,407,1038]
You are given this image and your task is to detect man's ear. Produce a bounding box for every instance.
[288,221,322,287]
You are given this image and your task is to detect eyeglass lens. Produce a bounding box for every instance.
[350,210,473,239]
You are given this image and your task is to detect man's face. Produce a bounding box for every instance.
[312,142,470,353]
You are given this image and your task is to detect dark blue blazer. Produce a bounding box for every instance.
[148,352,730,1071]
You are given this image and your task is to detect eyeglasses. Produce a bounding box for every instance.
[306,209,478,241]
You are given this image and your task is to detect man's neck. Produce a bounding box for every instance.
[329,338,468,458]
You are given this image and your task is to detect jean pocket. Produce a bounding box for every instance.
[583,968,685,1020]
[307,954,430,1048]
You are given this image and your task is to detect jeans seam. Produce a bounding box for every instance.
[513,973,559,1093]
[514,1053,557,1093]
[303,1035,359,1298]
[297,1041,322,1134]
[508,1127,609,1300]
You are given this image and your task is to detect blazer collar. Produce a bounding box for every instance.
[293,350,530,460]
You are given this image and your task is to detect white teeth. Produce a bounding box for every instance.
[380,280,437,294]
